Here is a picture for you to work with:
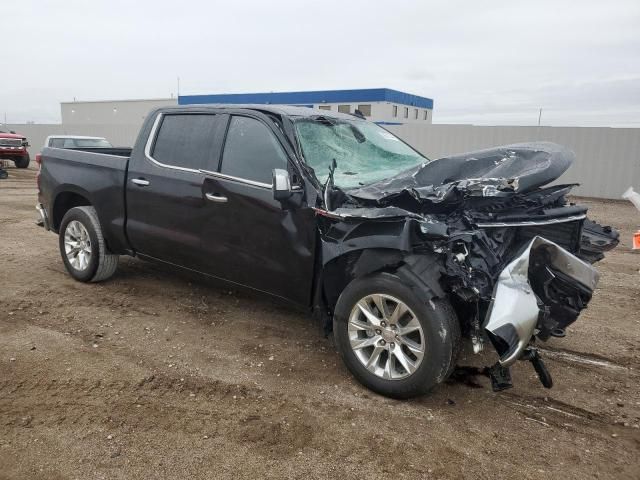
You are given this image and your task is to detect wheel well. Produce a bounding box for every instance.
[316,248,448,335]
[52,192,91,231]
[321,249,406,311]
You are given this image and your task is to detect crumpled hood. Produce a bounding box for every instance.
[346,141,574,204]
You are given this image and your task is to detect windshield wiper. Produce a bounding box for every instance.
[323,158,338,211]
[348,124,366,143]
[310,115,338,126]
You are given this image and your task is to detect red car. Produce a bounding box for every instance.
[0,130,30,168]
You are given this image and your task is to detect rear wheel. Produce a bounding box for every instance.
[14,153,30,168]
[333,273,460,399]
[59,206,119,282]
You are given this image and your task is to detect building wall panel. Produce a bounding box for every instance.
[5,121,638,199]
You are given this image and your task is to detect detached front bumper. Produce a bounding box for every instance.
[484,236,599,366]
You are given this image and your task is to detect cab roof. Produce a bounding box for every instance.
[158,104,360,121]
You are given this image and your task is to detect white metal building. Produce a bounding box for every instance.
[60,98,177,125]
[60,88,433,127]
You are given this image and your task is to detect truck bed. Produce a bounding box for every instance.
[38,147,130,254]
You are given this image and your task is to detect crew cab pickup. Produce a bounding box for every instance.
[37,105,618,398]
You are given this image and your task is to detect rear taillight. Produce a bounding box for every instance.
[35,153,42,166]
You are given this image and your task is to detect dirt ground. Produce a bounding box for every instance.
[1,166,639,479]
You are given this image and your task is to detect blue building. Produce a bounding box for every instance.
[178,88,434,125]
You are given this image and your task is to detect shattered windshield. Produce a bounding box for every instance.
[294,117,427,188]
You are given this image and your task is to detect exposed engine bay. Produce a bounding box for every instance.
[315,142,619,391]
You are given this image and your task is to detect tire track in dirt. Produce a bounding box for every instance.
[0,375,318,457]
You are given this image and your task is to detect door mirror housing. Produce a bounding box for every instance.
[272,169,292,201]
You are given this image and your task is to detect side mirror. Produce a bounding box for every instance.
[272,169,292,201]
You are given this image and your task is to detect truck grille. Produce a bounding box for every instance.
[0,138,22,147]
[517,220,583,253]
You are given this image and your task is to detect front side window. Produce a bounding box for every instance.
[220,116,288,185]
[295,117,426,189]
[152,114,224,170]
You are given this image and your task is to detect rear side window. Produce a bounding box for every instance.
[152,114,224,170]
[220,116,287,184]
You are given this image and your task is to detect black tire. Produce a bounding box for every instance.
[58,206,119,282]
[333,273,460,399]
[14,153,30,168]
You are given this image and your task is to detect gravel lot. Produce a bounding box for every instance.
[1,166,639,479]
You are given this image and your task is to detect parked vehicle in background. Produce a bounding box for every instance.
[36,105,619,398]
[0,130,30,168]
[36,136,132,166]
[43,135,113,149]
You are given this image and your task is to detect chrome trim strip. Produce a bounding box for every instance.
[143,113,201,174]
[144,112,274,189]
[476,214,586,228]
[199,169,272,189]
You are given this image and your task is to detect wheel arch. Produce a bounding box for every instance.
[52,187,93,232]
[316,247,448,333]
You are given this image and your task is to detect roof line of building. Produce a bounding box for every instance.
[61,98,175,105]
[178,88,434,109]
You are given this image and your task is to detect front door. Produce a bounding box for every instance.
[199,114,316,305]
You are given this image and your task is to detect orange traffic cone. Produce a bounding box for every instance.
[633,231,640,250]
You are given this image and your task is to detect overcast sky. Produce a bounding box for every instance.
[2,0,639,126]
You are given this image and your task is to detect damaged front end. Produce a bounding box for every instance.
[313,140,619,391]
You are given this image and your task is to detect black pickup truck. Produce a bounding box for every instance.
[37,105,618,398]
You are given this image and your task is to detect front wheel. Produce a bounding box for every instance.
[14,153,30,168]
[59,206,119,282]
[333,273,460,399]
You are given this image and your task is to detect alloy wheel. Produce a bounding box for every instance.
[348,293,426,380]
[64,220,92,271]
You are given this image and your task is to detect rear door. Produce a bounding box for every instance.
[199,114,316,305]
[125,112,227,269]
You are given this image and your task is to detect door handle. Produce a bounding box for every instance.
[205,193,228,203]
[131,178,150,186]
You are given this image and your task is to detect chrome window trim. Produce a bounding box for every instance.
[145,112,280,189]
[199,169,272,189]
[144,112,201,174]
[476,214,586,228]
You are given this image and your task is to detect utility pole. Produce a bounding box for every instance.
[537,108,543,126]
